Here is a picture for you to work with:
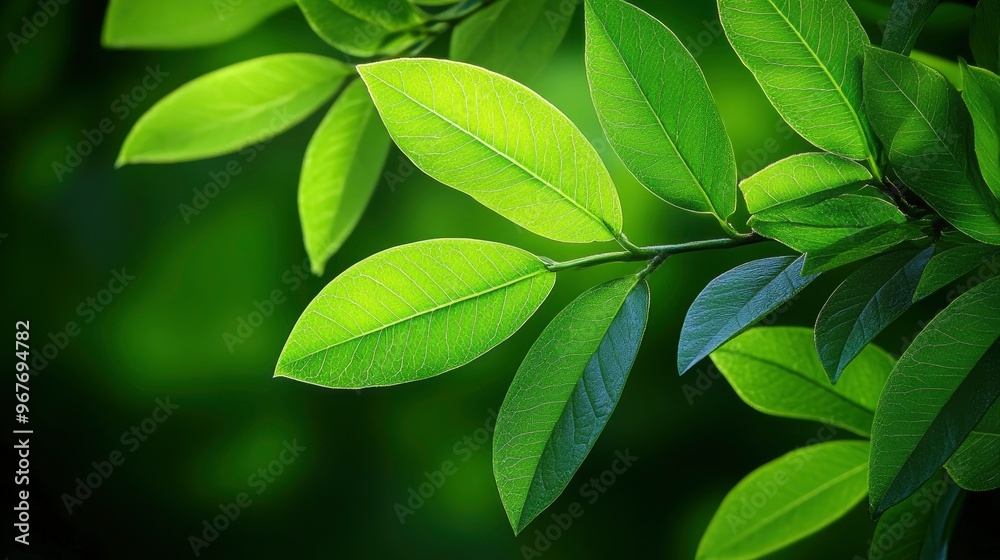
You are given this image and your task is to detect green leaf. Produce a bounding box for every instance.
[710,327,894,437]
[330,0,424,31]
[275,239,555,388]
[450,0,577,83]
[678,256,818,375]
[299,80,390,276]
[881,0,942,55]
[493,276,649,533]
[869,471,964,560]
[297,0,423,57]
[913,242,1000,300]
[741,153,907,253]
[945,400,1000,491]
[869,277,1000,517]
[960,62,1000,201]
[718,0,873,159]
[697,440,870,560]
[584,0,736,220]
[358,58,623,243]
[118,54,351,165]
[801,221,927,275]
[971,0,1000,73]
[863,46,1000,245]
[815,248,934,382]
[102,0,294,48]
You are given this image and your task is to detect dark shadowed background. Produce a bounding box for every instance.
[2,0,998,558]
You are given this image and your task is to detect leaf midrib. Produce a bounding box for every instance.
[590,7,723,217]
[282,267,549,366]
[364,70,615,237]
[762,0,871,160]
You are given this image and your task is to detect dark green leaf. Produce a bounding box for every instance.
[881,0,942,55]
[118,54,351,165]
[869,277,1000,516]
[358,58,623,243]
[275,239,555,388]
[697,441,870,560]
[103,0,294,48]
[971,0,1000,73]
[945,401,1000,491]
[299,80,390,276]
[913,242,1000,300]
[869,471,964,560]
[678,256,818,375]
[330,0,424,31]
[718,0,874,159]
[297,0,423,57]
[450,0,576,83]
[711,327,894,437]
[815,247,934,382]
[494,277,648,533]
[742,153,908,253]
[585,0,736,221]
[863,46,1000,244]
[960,61,1000,200]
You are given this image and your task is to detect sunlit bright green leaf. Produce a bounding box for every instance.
[299,80,390,276]
[494,276,648,533]
[296,0,423,57]
[870,277,1000,517]
[863,46,1000,244]
[358,58,623,243]
[697,441,870,560]
[118,54,351,165]
[678,256,818,375]
[801,221,927,275]
[450,0,576,83]
[913,242,1000,301]
[815,248,933,382]
[960,62,1000,201]
[275,239,555,388]
[103,0,294,48]
[585,0,736,220]
[718,0,874,159]
[711,327,894,437]
[741,153,907,253]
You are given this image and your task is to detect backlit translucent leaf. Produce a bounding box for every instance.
[869,471,963,560]
[960,62,1000,201]
[863,46,1000,244]
[103,0,294,48]
[971,0,1000,73]
[718,0,874,159]
[358,58,623,243]
[869,277,1000,516]
[741,153,907,253]
[585,0,736,219]
[494,277,648,533]
[697,441,870,560]
[711,327,894,437]
[450,0,576,83]
[118,54,351,165]
[299,80,390,276]
[815,248,933,382]
[945,401,1000,491]
[678,256,818,375]
[275,239,555,388]
[913,242,1000,301]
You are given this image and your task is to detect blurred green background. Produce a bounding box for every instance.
[2,0,998,558]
